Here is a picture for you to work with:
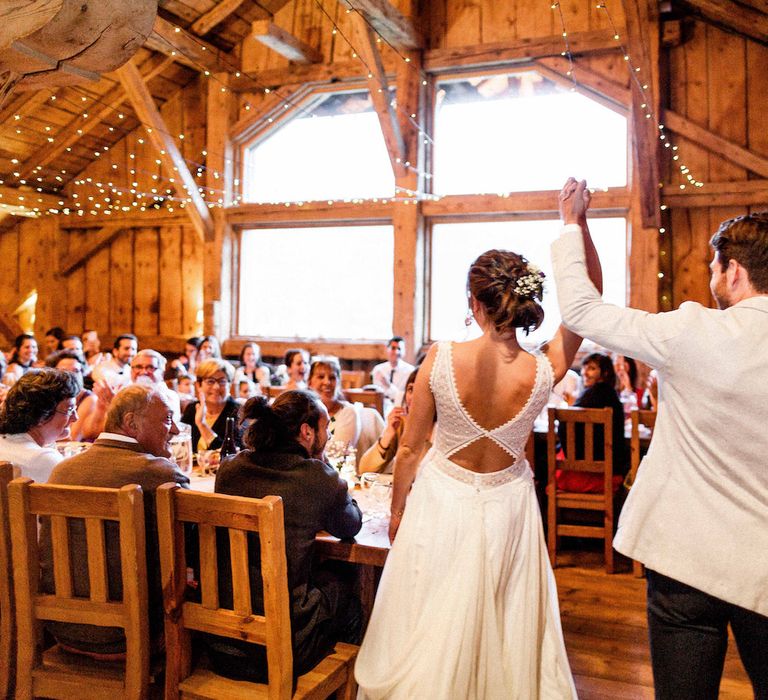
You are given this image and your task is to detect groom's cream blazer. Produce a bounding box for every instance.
[552,224,768,616]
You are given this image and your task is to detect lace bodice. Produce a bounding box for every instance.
[430,341,553,463]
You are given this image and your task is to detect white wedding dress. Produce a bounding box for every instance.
[355,341,577,699]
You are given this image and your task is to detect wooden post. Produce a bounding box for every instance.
[392,44,424,361]
[203,73,237,340]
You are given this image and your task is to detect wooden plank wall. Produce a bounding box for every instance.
[667,19,767,308]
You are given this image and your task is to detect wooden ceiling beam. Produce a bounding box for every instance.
[251,20,323,64]
[664,110,768,178]
[16,54,175,179]
[681,0,768,44]
[534,57,630,109]
[344,0,422,51]
[425,29,623,73]
[191,0,247,35]
[352,13,406,178]
[116,59,213,242]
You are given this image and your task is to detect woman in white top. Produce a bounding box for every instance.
[233,342,271,390]
[0,368,82,482]
[282,348,309,390]
[355,179,603,699]
[308,356,384,468]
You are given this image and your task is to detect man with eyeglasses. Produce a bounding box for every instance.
[0,368,82,481]
[40,385,189,657]
[130,349,181,422]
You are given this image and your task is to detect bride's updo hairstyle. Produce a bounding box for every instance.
[468,249,545,336]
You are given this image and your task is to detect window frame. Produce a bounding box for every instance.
[226,64,633,359]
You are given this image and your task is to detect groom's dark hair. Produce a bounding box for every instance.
[711,212,768,292]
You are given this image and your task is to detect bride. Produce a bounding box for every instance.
[355,178,600,699]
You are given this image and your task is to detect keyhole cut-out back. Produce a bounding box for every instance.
[430,341,553,471]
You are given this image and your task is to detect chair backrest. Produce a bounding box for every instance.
[156,484,292,700]
[345,388,384,416]
[0,462,15,698]
[629,408,656,484]
[340,370,366,390]
[548,405,613,484]
[8,478,149,699]
[265,385,286,400]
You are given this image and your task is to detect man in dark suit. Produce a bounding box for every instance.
[40,384,189,655]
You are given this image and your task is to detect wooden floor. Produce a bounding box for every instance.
[554,552,753,699]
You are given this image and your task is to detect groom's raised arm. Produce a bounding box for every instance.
[551,183,686,369]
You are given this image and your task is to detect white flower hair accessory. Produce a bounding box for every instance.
[513,264,545,300]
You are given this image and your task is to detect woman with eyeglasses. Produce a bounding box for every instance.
[0,368,82,482]
[181,358,242,453]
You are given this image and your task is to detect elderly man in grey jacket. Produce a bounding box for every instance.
[40,384,189,656]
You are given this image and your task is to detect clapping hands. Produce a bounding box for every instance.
[559,177,591,225]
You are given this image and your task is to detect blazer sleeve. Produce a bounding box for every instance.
[552,224,700,371]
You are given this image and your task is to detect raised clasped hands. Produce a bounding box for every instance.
[559,176,591,225]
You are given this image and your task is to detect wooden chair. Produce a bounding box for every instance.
[340,370,366,390]
[266,385,287,400]
[344,388,384,416]
[546,406,617,573]
[0,462,15,699]
[629,408,657,576]
[8,478,150,700]
[156,483,358,700]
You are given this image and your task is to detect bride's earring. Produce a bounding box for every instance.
[464,309,473,327]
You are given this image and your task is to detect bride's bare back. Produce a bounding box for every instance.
[444,336,540,473]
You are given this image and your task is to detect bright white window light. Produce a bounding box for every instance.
[239,225,394,339]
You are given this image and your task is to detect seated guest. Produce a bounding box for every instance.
[6,333,39,380]
[282,348,309,390]
[370,336,415,405]
[556,352,627,493]
[90,333,138,391]
[0,368,81,481]
[82,329,109,370]
[308,356,384,468]
[61,334,84,355]
[237,378,258,401]
[171,336,201,375]
[233,341,271,390]
[46,349,99,442]
[130,349,181,422]
[208,390,362,682]
[43,327,65,359]
[39,385,189,656]
[613,353,644,412]
[359,369,428,474]
[196,335,222,362]
[181,358,242,452]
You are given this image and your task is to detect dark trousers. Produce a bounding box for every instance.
[646,569,768,700]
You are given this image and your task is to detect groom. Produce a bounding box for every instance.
[552,178,768,699]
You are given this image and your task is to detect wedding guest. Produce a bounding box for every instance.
[172,336,201,375]
[358,369,427,474]
[43,327,64,359]
[90,334,137,391]
[46,349,98,442]
[308,356,384,468]
[0,368,81,481]
[371,336,415,405]
[233,341,270,389]
[197,335,222,362]
[614,353,644,408]
[207,390,361,682]
[282,348,309,390]
[82,329,108,370]
[181,358,241,452]
[39,385,188,657]
[556,352,627,493]
[554,178,768,698]
[6,333,38,380]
